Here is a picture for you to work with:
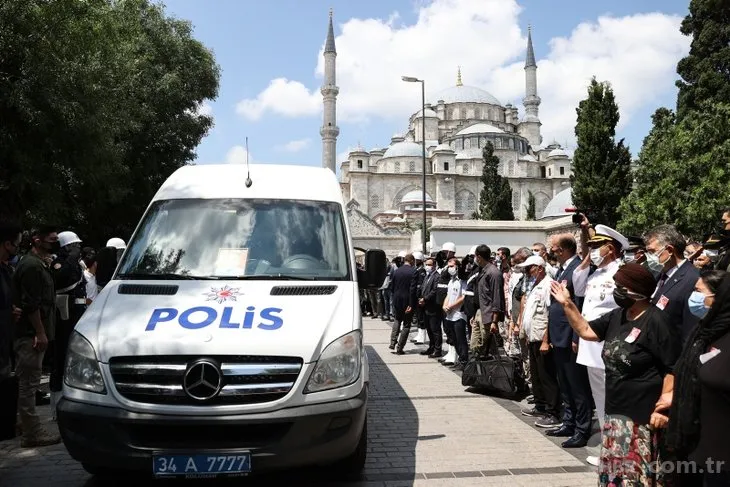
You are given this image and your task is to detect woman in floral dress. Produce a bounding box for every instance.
[551,263,681,486]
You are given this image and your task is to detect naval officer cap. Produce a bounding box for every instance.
[588,224,630,251]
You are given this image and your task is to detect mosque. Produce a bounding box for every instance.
[318,12,574,251]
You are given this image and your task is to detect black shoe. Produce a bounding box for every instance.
[452,363,465,371]
[535,416,563,429]
[420,348,434,355]
[392,349,405,355]
[429,351,443,358]
[561,434,589,448]
[520,407,545,418]
[381,316,390,321]
[388,344,395,350]
[441,360,454,366]
[546,425,575,437]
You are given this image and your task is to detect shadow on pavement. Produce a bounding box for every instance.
[76,345,418,487]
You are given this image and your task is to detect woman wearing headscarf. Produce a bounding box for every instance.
[551,263,681,486]
[664,270,729,487]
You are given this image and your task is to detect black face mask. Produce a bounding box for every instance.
[613,288,636,309]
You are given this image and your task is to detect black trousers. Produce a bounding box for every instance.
[553,346,592,438]
[528,341,561,418]
[425,313,442,353]
[445,319,468,363]
[416,307,426,330]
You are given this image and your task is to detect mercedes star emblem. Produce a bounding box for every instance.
[183,359,223,401]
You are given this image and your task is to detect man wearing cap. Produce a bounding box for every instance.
[570,216,628,456]
[50,231,88,420]
[516,255,562,429]
[643,224,700,343]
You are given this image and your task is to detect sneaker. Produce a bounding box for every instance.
[535,416,563,428]
[520,407,545,417]
[586,456,599,466]
[21,430,61,448]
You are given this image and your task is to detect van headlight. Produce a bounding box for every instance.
[64,332,106,394]
[305,331,362,393]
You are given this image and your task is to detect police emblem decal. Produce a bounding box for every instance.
[204,285,241,304]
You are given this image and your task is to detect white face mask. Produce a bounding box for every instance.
[533,250,541,256]
[589,248,605,267]
[448,266,457,276]
[424,265,433,273]
[624,252,635,263]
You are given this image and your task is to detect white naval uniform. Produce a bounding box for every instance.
[572,258,622,427]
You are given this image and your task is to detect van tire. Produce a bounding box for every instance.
[332,420,367,478]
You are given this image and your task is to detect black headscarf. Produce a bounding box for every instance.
[665,274,730,456]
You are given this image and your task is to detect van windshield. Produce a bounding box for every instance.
[117,198,351,281]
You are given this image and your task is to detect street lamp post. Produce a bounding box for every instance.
[401,76,427,255]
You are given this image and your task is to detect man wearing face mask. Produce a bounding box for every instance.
[571,218,629,456]
[644,224,701,344]
[419,258,443,358]
[11,225,61,447]
[49,231,88,419]
[475,245,505,357]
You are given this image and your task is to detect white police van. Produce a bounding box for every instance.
[57,163,386,479]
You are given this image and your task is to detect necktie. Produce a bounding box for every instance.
[556,265,564,280]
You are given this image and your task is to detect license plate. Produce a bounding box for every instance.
[152,452,251,478]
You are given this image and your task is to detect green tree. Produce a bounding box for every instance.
[675,0,730,120]
[525,190,536,220]
[618,103,730,238]
[570,78,632,227]
[473,142,514,221]
[0,0,219,246]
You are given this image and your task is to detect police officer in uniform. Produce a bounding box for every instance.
[49,231,87,418]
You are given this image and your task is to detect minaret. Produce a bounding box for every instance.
[320,9,339,173]
[521,25,542,148]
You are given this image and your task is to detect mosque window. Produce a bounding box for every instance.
[560,166,565,176]
[395,161,401,172]
[496,138,503,149]
[462,164,469,174]
[464,138,471,149]
[357,160,363,169]
[444,162,449,171]
[548,168,552,177]
[466,192,476,213]
[509,138,515,150]
[508,162,515,176]
[512,191,520,211]
[409,161,416,172]
[540,166,546,178]
[369,194,381,211]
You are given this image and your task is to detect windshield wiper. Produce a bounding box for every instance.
[214,274,316,281]
[117,273,218,280]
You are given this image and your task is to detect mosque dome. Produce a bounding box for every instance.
[548,148,569,158]
[382,141,423,158]
[456,123,505,135]
[541,188,573,219]
[415,108,439,118]
[432,85,502,106]
[401,191,434,205]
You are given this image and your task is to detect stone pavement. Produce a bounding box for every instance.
[0,318,598,486]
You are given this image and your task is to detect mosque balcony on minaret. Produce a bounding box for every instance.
[321,84,339,96]
[320,126,340,138]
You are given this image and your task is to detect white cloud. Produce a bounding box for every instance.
[236,0,690,146]
[225,145,252,165]
[236,79,320,121]
[277,138,311,153]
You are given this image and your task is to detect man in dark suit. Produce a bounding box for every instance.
[390,253,418,354]
[545,234,593,443]
[644,224,700,343]
[419,257,442,357]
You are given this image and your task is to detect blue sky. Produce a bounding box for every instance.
[164,0,692,169]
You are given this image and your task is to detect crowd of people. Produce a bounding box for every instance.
[0,224,126,448]
[361,208,730,487]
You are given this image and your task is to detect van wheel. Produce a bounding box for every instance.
[332,421,367,478]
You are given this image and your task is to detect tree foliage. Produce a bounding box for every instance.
[0,0,219,246]
[569,78,632,228]
[675,0,730,120]
[473,142,514,221]
[618,0,730,238]
[617,103,730,238]
[525,190,536,221]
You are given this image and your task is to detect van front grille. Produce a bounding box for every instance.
[109,355,303,406]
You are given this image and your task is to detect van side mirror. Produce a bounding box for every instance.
[355,248,387,289]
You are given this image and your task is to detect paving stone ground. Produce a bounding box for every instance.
[0,318,598,486]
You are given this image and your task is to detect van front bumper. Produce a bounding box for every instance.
[57,387,367,475]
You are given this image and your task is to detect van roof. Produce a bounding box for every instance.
[152,163,343,203]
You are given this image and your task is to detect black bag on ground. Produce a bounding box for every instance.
[0,375,18,440]
[461,335,525,398]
